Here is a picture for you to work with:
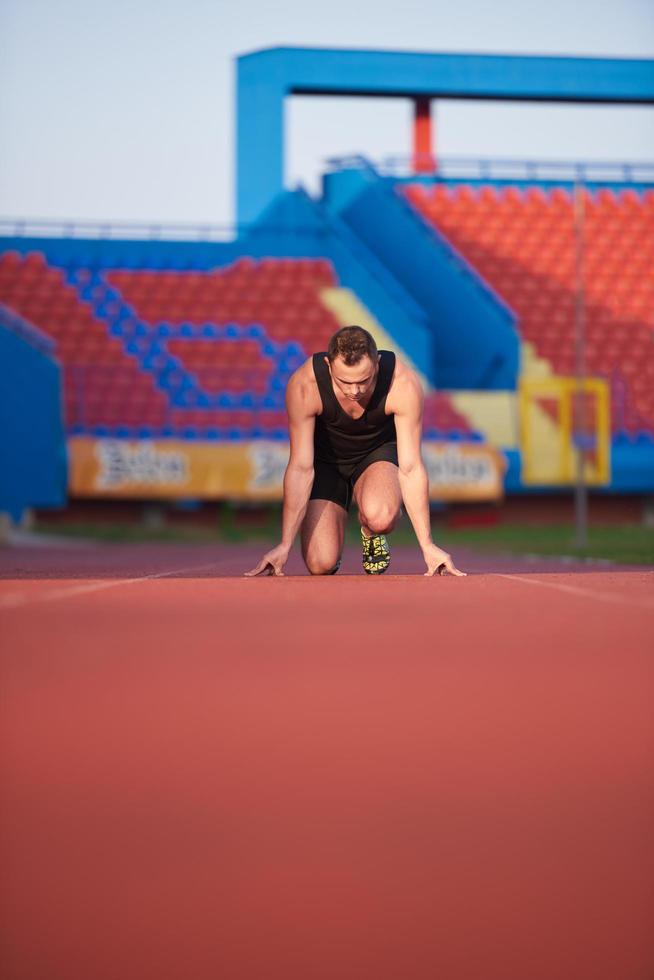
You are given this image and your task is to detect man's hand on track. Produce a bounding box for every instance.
[244,544,290,577]
[422,543,466,577]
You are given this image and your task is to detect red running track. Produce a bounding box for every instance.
[1,543,653,980]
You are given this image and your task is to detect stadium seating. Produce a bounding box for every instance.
[422,391,481,440]
[403,183,654,436]
[0,251,169,433]
[0,250,477,440]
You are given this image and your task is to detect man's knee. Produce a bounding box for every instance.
[304,552,341,575]
[360,501,399,534]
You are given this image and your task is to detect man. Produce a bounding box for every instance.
[245,325,465,578]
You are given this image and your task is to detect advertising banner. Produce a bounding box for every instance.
[68,437,505,501]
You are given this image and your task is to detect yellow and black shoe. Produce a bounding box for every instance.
[361,526,391,575]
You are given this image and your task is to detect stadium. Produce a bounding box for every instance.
[1,30,653,980]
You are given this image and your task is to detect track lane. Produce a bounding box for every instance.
[1,546,653,980]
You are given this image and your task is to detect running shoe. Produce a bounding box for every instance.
[361,526,391,575]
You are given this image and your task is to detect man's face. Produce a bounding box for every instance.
[327,354,379,403]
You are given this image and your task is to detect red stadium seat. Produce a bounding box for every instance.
[402,181,654,433]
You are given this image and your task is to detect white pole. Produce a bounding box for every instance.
[573,181,588,549]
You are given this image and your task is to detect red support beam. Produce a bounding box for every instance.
[413,97,436,173]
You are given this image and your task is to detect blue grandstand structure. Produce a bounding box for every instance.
[1,47,653,514]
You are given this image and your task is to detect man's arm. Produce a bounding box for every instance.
[245,369,315,576]
[279,374,315,552]
[394,373,466,578]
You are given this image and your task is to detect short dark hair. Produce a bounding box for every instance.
[327,326,378,366]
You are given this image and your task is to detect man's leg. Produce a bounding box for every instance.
[353,461,402,537]
[301,499,348,575]
[353,461,402,574]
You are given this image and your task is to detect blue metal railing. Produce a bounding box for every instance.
[0,219,240,242]
[2,157,653,242]
[326,155,654,186]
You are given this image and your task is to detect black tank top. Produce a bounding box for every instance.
[312,350,397,468]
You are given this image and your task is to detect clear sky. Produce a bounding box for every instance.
[1,0,653,227]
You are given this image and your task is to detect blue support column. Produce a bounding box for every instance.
[236,54,286,227]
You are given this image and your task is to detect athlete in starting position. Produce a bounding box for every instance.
[246,325,466,578]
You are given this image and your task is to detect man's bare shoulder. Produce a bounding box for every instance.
[286,357,321,416]
[388,357,423,414]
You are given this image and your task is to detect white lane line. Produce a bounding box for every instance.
[498,572,654,612]
[0,562,219,610]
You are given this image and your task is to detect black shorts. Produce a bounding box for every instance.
[309,442,398,512]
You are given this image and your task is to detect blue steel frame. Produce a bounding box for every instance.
[236,47,654,224]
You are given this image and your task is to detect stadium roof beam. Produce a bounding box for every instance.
[236,46,654,224]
